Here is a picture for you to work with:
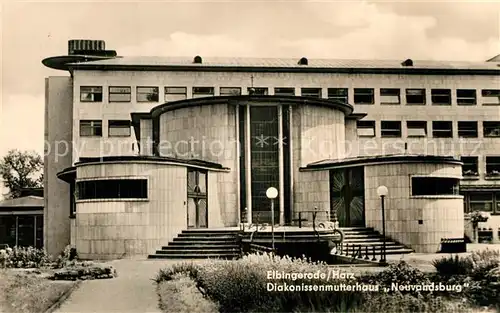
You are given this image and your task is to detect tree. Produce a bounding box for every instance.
[0,150,43,199]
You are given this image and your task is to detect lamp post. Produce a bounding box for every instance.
[266,187,278,252]
[376,185,389,265]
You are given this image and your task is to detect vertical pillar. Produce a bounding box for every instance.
[288,106,294,224]
[15,216,19,246]
[235,105,241,224]
[278,105,285,225]
[245,104,252,224]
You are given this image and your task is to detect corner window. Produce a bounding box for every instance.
[381,121,401,137]
[483,121,500,137]
[486,156,500,177]
[80,120,102,137]
[353,88,374,104]
[406,121,427,137]
[220,87,242,96]
[327,88,348,103]
[248,87,268,95]
[356,120,375,137]
[457,89,477,105]
[137,87,159,102]
[411,177,459,196]
[109,87,131,102]
[76,179,148,200]
[80,86,103,102]
[193,87,214,98]
[458,121,478,138]
[406,89,426,105]
[301,88,322,98]
[274,88,295,96]
[482,89,500,105]
[164,87,187,102]
[431,89,451,105]
[380,88,400,104]
[461,156,479,177]
[432,121,453,138]
[108,120,131,137]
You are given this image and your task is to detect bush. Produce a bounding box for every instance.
[51,264,117,280]
[370,261,431,295]
[469,248,500,280]
[154,262,201,283]
[54,245,78,269]
[432,255,473,277]
[0,246,50,268]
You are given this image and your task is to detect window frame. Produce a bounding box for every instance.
[380,121,402,138]
[108,86,131,103]
[164,86,187,102]
[80,86,103,102]
[192,87,215,98]
[327,88,348,103]
[410,176,460,197]
[108,120,131,137]
[482,89,500,105]
[457,121,478,138]
[79,120,103,137]
[405,88,426,105]
[301,88,322,98]
[406,121,427,137]
[431,89,452,105]
[457,89,477,105]
[247,87,268,95]
[220,87,242,96]
[274,87,295,96]
[136,86,159,102]
[461,156,479,177]
[432,121,453,138]
[353,88,375,105]
[356,120,376,137]
[486,156,500,177]
[76,178,149,201]
[380,88,401,105]
[483,121,500,138]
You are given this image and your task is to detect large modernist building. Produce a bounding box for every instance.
[42,40,500,259]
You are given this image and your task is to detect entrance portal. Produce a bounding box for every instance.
[330,167,365,227]
[187,169,208,228]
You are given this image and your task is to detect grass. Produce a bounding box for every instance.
[157,273,219,313]
[0,269,77,313]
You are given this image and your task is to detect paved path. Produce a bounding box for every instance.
[54,258,180,313]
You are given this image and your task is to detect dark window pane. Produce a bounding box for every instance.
[77,179,148,199]
[406,89,426,105]
[354,88,374,104]
[412,177,459,196]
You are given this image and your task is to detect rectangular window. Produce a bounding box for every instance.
[381,121,402,138]
[406,89,426,105]
[193,87,215,98]
[248,87,268,95]
[274,88,295,96]
[461,156,479,177]
[380,88,401,104]
[353,88,374,104]
[137,87,159,102]
[108,87,131,102]
[407,121,427,137]
[356,120,375,137]
[411,177,460,196]
[80,86,103,102]
[482,89,500,105]
[108,120,131,137]
[301,88,322,98]
[458,121,478,138]
[457,89,477,105]
[486,156,500,176]
[327,88,348,103]
[483,121,500,137]
[432,121,453,138]
[164,87,187,102]
[469,192,493,212]
[79,120,102,137]
[220,87,242,96]
[76,179,148,200]
[431,89,452,105]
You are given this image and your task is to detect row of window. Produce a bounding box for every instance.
[80,120,131,137]
[461,156,500,177]
[462,191,500,214]
[80,86,500,105]
[357,120,500,138]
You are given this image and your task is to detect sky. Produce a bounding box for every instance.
[1,0,499,158]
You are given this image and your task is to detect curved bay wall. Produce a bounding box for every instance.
[364,162,463,253]
[74,162,188,259]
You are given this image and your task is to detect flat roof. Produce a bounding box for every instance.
[0,196,44,208]
[66,56,500,75]
[302,154,462,171]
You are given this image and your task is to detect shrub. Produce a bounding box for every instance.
[432,255,473,277]
[0,246,50,268]
[154,262,201,283]
[469,248,500,280]
[51,264,117,280]
[370,261,431,294]
[54,245,78,269]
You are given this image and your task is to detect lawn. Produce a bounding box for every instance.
[0,269,77,313]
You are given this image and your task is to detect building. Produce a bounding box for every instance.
[42,40,500,259]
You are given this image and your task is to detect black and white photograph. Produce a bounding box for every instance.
[1,0,500,312]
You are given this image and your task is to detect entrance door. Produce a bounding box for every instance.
[187,169,208,228]
[330,167,365,227]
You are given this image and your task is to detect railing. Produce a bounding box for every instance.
[293,209,330,228]
[335,243,383,263]
[249,243,275,255]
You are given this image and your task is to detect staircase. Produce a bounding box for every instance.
[339,227,413,256]
[148,229,240,259]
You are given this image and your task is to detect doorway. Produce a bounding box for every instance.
[187,169,208,228]
[330,167,365,227]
